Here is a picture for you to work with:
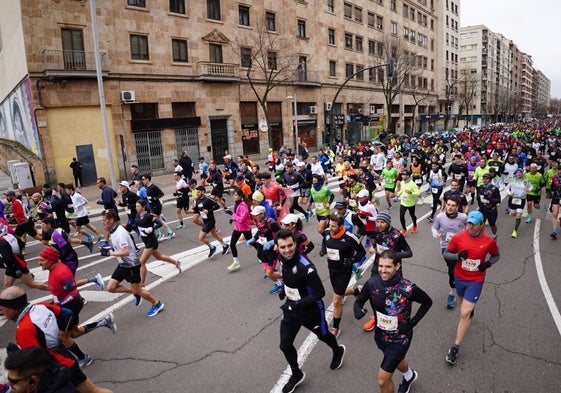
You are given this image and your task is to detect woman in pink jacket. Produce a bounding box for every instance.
[227,187,253,272]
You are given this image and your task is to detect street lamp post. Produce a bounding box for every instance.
[286,95,298,153]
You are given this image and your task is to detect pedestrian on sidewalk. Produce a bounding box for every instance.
[70,157,83,188]
[226,187,252,272]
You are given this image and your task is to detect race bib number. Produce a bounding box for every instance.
[257,236,267,245]
[454,174,462,179]
[200,212,208,219]
[480,197,489,204]
[414,178,422,185]
[445,232,454,241]
[512,197,522,205]
[461,258,480,271]
[376,311,398,331]
[326,248,340,261]
[125,207,131,215]
[314,202,324,210]
[284,285,301,301]
[348,199,357,207]
[431,187,439,194]
[468,171,475,177]
[376,244,390,254]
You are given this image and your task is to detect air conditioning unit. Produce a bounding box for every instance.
[309,105,318,115]
[370,105,376,115]
[325,102,332,111]
[120,90,136,104]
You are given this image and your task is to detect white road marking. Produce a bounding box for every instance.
[533,219,561,336]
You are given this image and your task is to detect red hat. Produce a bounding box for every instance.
[39,247,60,263]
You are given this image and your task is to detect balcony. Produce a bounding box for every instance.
[42,49,109,78]
[197,62,240,82]
[293,69,321,87]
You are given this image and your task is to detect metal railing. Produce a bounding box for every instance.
[42,49,109,72]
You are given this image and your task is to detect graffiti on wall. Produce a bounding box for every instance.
[0,77,40,157]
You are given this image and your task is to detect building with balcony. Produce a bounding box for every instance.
[532,69,551,118]
[0,0,440,185]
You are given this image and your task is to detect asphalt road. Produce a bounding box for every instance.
[1,179,560,392]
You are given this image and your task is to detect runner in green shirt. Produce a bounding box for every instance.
[524,163,545,223]
[309,174,335,235]
[381,160,399,209]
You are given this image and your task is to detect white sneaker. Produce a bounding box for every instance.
[227,261,240,272]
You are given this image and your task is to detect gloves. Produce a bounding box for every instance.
[263,240,275,251]
[280,302,298,312]
[354,308,367,320]
[319,249,327,257]
[229,219,233,225]
[246,238,256,247]
[100,244,112,257]
[478,261,492,272]
[399,319,416,335]
[278,289,286,301]
[457,250,468,260]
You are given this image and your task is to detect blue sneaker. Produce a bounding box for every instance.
[134,294,142,307]
[86,234,95,243]
[96,235,105,243]
[93,273,105,290]
[269,283,283,295]
[85,241,94,253]
[305,211,310,223]
[146,301,164,317]
[446,294,457,309]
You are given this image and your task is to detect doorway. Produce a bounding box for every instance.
[75,144,97,186]
[210,118,228,164]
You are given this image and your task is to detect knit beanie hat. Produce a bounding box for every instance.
[39,247,60,263]
[377,211,392,224]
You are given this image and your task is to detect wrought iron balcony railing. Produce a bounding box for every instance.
[42,49,109,77]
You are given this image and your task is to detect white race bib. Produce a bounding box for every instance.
[461,258,480,271]
[326,248,340,261]
[376,244,390,254]
[257,236,267,245]
[512,197,522,205]
[480,197,489,204]
[431,187,439,194]
[284,285,301,301]
[445,232,454,241]
[414,178,422,185]
[348,199,357,207]
[454,173,462,179]
[314,202,324,210]
[376,311,398,331]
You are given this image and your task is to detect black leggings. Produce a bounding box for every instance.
[399,205,417,229]
[290,198,307,215]
[230,229,253,258]
[430,188,443,218]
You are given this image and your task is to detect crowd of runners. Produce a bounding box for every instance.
[1,119,561,392]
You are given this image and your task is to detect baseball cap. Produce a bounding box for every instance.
[467,210,484,225]
[223,154,232,160]
[281,213,299,225]
[119,181,130,189]
[4,190,15,196]
[482,173,493,179]
[334,201,347,209]
[251,205,266,216]
[357,189,370,198]
[515,168,524,174]
[530,163,538,168]
[39,247,60,263]
[297,162,306,167]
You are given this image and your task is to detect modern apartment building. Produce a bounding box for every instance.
[459,24,550,126]
[532,69,551,117]
[0,0,441,186]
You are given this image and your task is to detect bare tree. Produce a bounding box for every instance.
[457,72,479,126]
[443,79,458,129]
[409,82,432,133]
[231,21,299,145]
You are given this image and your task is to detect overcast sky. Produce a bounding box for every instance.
[461,0,560,98]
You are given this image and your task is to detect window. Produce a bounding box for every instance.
[356,65,364,80]
[355,36,363,52]
[329,60,336,76]
[239,5,250,26]
[355,7,362,22]
[345,63,354,78]
[376,16,383,30]
[403,27,409,38]
[207,0,221,20]
[390,0,396,11]
[377,42,383,56]
[61,28,85,70]
[344,3,352,18]
[403,4,408,17]
[368,40,375,55]
[297,20,306,38]
[169,0,185,14]
[128,0,145,7]
[410,9,415,20]
[368,12,375,27]
[390,21,397,35]
[268,51,277,70]
[172,39,188,62]
[345,33,353,49]
[266,12,276,31]
[130,34,149,60]
[327,0,334,12]
[209,43,223,63]
[369,69,376,82]
[328,28,335,45]
[241,47,252,68]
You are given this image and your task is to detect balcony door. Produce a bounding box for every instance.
[62,28,86,70]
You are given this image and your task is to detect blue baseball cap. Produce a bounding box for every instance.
[467,210,484,225]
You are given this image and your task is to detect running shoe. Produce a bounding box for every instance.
[78,354,93,369]
[96,235,105,243]
[176,224,184,230]
[446,294,456,309]
[329,327,340,338]
[305,211,311,224]
[427,216,434,222]
[446,345,459,365]
[146,301,164,317]
[400,228,407,236]
[134,294,142,307]
[329,345,346,370]
[353,265,363,281]
[282,370,305,393]
[175,261,182,273]
[104,313,117,334]
[85,241,94,253]
[93,273,105,290]
[363,316,376,331]
[224,208,233,215]
[511,230,518,238]
[227,261,240,272]
[208,246,217,258]
[551,229,558,240]
[525,215,532,223]
[222,244,230,255]
[263,274,269,280]
[411,226,418,234]
[269,283,283,294]
[397,370,418,393]
[86,234,95,243]
[165,231,176,240]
